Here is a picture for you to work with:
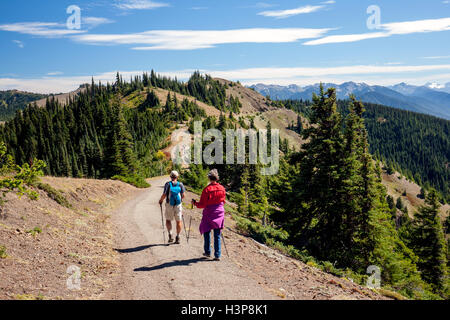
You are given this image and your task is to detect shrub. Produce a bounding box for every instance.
[234,214,288,244]
[36,183,71,208]
[26,227,42,237]
[112,175,150,188]
[0,142,45,207]
[180,165,209,194]
[0,245,7,258]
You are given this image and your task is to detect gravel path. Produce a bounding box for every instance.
[107,176,278,300]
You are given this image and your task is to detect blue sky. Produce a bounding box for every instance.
[0,0,449,93]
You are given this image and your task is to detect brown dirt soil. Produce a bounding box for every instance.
[0,177,141,300]
[382,172,449,220]
[216,78,273,115]
[106,176,388,300]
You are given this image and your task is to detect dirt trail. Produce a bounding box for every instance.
[107,176,278,300]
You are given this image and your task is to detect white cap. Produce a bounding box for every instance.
[170,170,179,178]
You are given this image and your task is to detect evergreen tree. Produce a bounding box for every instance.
[296,114,303,134]
[411,189,447,292]
[278,86,347,262]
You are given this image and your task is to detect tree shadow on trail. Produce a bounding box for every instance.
[134,258,209,272]
[114,244,166,253]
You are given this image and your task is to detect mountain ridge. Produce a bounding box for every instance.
[250,81,450,120]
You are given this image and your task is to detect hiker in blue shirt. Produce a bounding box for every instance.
[159,171,186,244]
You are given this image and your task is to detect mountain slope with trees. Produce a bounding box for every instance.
[1,71,448,299]
[0,90,47,121]
[272,98,449,203]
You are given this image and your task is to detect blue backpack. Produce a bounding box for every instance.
[169,182,182,206]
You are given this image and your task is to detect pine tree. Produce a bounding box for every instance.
[104,94,137,177]
[411,189,447,292]
[296,114,303,134]
[282,85,346,261]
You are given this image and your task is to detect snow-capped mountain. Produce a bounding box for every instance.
[425,82,450,94]
[249,82,450,120]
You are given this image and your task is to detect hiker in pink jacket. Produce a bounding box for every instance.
[192,169,226,261]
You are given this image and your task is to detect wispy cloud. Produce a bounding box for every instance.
[114,0,169,10]
[241,2,277,9]
[304,17,450,45]
[199,64,450,80]
[82,17,115,29]
[0,71,144,93]
[258,5,324,19]
[0,18,113,37]
[46,71,63,76]
[12,40,24,48]
[255,2,276,8]
[322,0,335,4]
[304,32,388,45]
[3,64,450,93]
[422,55,450,59]
[73,28,332,50]
[0,22,86,37]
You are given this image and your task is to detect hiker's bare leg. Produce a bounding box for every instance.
[166,220,172,232]
[176,220,182,235]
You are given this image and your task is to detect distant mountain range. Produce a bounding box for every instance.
[250,82,450,120]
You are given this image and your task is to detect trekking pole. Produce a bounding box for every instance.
[187,216,192,243]
[160,203,166,245]
[182,214,189,244]
[221,231,230,258]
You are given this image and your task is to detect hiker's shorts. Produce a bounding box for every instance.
[165,202,182,222]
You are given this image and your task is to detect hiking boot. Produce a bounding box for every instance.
[175,235,180,244]
[213,257,221,261]
[168,234,174,243]
[202,252,211,258]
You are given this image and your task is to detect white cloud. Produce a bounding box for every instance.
[115,0,168,10]
[46,72,63,76]
[243,2,277,9]
[0,71,143,94]
[383,17,450,34]
[199,64,450,80]
[12,40,24,48]
[322,0,335,4]
[422,55,450,59]
[0,22,85,37]
[73,28,332,50]
[304,17,450,45]
[255,2,275,8]
[3,65,450,93]
[82,17,115,29]
[239,73,450,87]
[258,5,324,18]
[304,32,387,45]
